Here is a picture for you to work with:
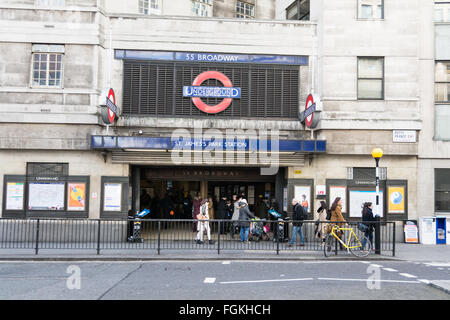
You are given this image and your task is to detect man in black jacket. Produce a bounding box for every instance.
[288,199,306,247]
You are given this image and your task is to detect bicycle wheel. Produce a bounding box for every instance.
[349,234,371,258]
[323,234,335,257]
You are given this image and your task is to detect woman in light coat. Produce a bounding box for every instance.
[315,200,328,243]
[196,199,214,245]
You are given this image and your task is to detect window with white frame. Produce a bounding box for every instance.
[435,2,450,22]
[192,0,212,17]
[36,0,65,7]
[435,61,450,103]
[357,57,384,100]
[31,44,64,88]
[139,0,160,15]
[358,0,384,19]
[435,61,450,140]
[236,1,255,19]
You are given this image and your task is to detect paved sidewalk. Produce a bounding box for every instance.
[0,243,448,262]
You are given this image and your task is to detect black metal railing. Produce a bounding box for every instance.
[0,218,396,256]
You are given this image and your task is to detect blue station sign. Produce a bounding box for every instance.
[91,136,326,153]
[115,50,308,66]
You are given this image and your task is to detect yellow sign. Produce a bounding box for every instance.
[388,186,405,213]
[294,170,302,175]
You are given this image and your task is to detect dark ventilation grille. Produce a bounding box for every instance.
[122,61,300,119]
[26,163,68,177]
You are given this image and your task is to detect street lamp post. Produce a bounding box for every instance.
[371,148,383,255]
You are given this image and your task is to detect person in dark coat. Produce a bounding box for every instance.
[160,193,174,229]
[192,193,202,232]
[238,199,255,242]
[361,202,376,250]
[217,195,228,234]
[257,197,269,219]
[288,198,306,247]
[182,192,192,220]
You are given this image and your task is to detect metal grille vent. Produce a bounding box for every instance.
[122,61,300,119]
[26,163,68,177]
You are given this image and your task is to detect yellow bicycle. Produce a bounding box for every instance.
[324,224,372,258]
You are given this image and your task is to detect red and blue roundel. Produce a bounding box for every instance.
[100,88,119,125]
[183,71,241,114]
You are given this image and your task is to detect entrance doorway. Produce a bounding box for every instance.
[132,166,278,221]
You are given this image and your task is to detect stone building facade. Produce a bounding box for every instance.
[0,0,445,240]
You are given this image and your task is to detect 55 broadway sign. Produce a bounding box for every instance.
[183,71,241,114]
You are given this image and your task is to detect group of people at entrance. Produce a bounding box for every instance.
[192,193,278,244]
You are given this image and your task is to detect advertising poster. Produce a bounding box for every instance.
[68,183,86,211]
[104,183,122,212]
[349,190,384,218]
[6,182,24,210]
[388,186,405,213]
[404,221,418,243]
[329,186,347,213]
[28,182,65,211]
[294,186,311,213]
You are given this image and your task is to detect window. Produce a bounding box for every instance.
[435,61,450,103]
[435,169,450,212]
[358,0,384,19]
[139,0,160,15]
[31,44,64,88]
[435,3,450,22]
[236,1,255,19]
[286,0,310,21]
[435,62,450,139]
[192,0,212,17]
[357,57,384,100]
[36,0,65,7]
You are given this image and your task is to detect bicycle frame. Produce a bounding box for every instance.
[330,225,363,250]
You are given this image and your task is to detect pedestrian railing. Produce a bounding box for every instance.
[0,218,396,256]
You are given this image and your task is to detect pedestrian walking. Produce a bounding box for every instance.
[315,200,328,243]
[288,199,306,247]
[329,197,346,249]
[230,194,242,238]
[238,199,255,242]
[192,193,202,232]
[361,202,375,250]
[195,199,214,245]
[208,195,215,220]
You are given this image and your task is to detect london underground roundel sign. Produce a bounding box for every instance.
[300,94,320,129]
[183,71,241,114]
[100,88,119,125]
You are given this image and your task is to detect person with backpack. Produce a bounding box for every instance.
[288,198,307,247]
[315,200,329,244]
